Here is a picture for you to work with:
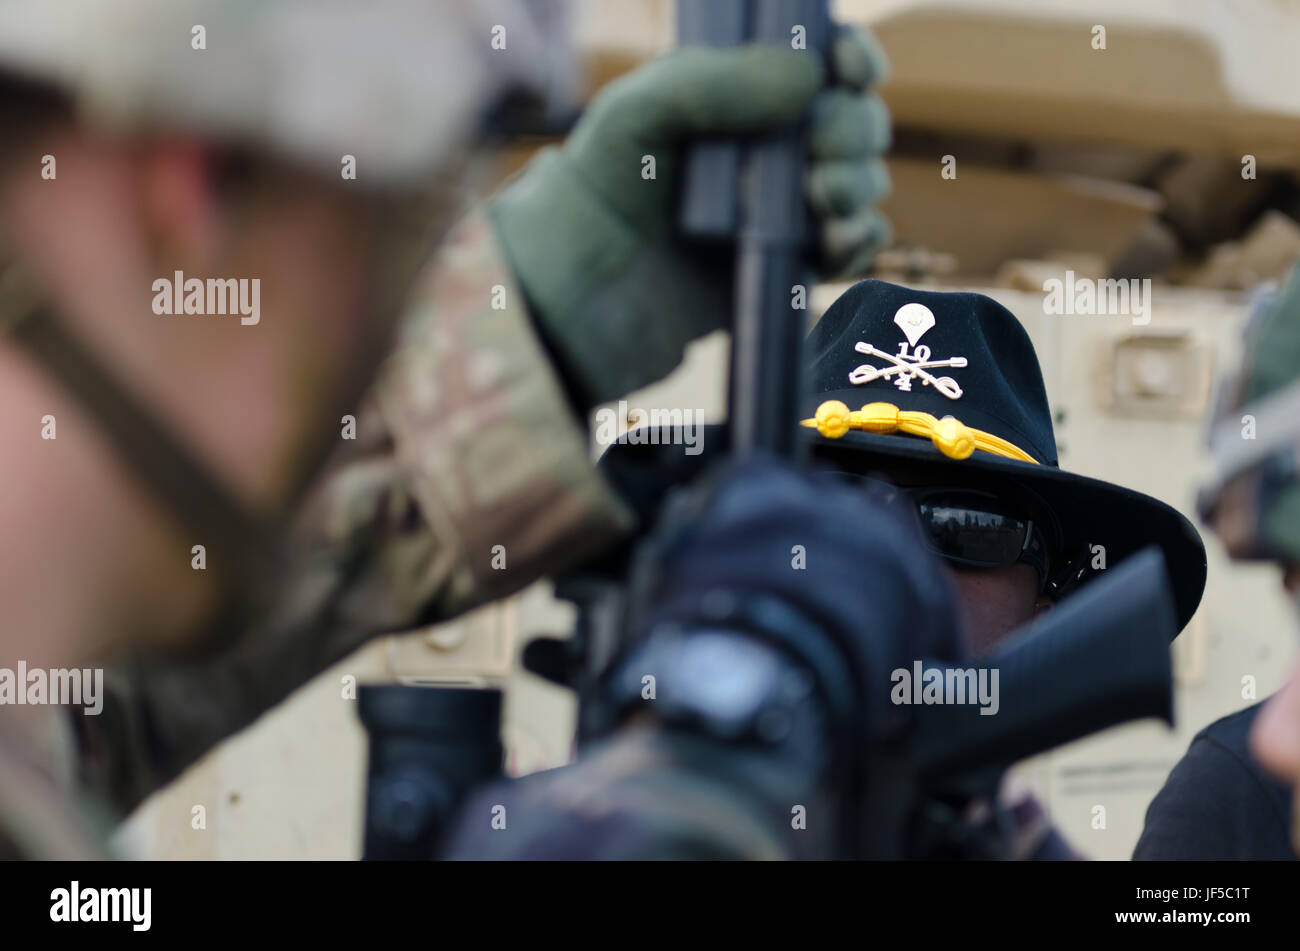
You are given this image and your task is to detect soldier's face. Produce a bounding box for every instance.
[0,130,432,655]
[946,562,1045,656]
[839,460,1052,655]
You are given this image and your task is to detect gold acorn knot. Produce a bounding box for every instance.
[932,415,975,459]
[813,400,852,439]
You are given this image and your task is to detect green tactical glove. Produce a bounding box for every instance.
[488,26,893,409]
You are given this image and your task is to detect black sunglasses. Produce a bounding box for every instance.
[901,487,1051,588]
[820,471,1061,593]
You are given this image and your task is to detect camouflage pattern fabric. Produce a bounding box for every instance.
[1204,261,1300,562]
[70,213,635,820]
[1239,263,1300,561]
[0,0,581,857]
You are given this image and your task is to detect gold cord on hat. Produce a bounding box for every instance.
[801,400,1040,464]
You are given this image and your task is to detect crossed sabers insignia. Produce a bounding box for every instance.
[849,341,967,400]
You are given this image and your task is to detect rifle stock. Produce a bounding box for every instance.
[911,546,1176,792]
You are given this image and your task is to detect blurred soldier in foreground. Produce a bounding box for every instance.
[0,0,893,856]
[1138,265,1300,860]
[0,0,549,858]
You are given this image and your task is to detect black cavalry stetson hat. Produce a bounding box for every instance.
[801,279,1206,636]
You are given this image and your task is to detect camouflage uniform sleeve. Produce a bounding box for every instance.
[73,211,636,814]
[374,210,635,617]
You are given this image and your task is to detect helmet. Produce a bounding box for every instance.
[0,0,555,185]
[1200,262,1300,563]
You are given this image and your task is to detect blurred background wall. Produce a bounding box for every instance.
[117,0,1300,860]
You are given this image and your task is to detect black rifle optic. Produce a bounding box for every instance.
[357,683,503,861]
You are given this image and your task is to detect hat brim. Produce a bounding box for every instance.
[807,426,1205,637]
[599,423,1206,638]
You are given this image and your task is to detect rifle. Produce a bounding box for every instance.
[677,0,830,458]
[905,547,1174,856]
[530,0,833,738]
